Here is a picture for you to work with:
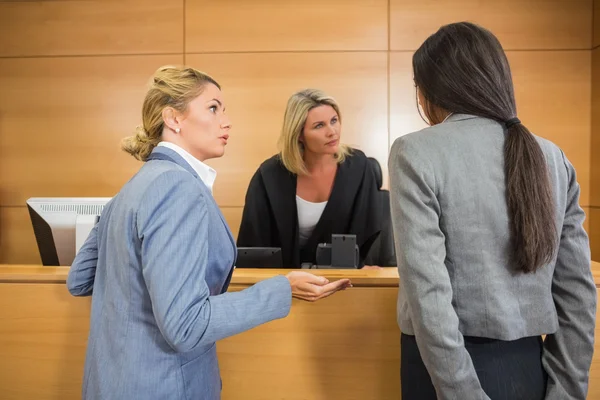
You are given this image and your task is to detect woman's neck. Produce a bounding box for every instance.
[161,136,207,162]
[303,152,337,175]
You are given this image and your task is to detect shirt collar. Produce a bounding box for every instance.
[157,142,217,193]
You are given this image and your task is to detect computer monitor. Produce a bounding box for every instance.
[236,247,283,268]
[27,197,111,266]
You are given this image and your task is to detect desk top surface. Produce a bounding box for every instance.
[1,263,599,287]
[0,265,400,287]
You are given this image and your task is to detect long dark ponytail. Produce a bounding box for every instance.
[413,22,557,273]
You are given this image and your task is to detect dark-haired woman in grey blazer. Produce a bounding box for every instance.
[389,22,596,400]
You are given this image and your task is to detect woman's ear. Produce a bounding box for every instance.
[162,107,181,133]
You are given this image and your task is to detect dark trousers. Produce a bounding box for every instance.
[401,333,547,400]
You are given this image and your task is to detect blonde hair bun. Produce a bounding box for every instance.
[121,65,220,162]
[121,125,155,162]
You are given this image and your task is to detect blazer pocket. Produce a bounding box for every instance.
[181,343,221,400]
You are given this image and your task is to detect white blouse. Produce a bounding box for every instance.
[296,195,327,246]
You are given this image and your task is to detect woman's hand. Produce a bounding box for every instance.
[285,271,352,302]
[362,265,382,270]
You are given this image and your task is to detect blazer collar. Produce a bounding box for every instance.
[445,113,479,123]
[147,146,200,180]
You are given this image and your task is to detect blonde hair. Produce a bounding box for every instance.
[121,65,220,161]
[278,89,351,175]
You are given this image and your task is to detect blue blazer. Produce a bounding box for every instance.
[67,146,292,400]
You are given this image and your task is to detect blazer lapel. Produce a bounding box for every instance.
[147,146,236,254]
[146,147,200,179]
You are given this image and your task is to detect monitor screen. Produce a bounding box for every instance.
[27,197,111,266]
[236,247,283,268]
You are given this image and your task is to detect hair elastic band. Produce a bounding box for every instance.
[505,118,521,129]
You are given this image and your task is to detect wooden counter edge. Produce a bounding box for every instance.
[2,262,600,288]
[0,265,399,287]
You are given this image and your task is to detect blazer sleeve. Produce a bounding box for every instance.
[237,169,274,247]
[67,223,99,296]
[138,171,291,353]
[542,152,596,400]
[388,137,490,400]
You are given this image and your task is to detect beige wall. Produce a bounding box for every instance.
[0,0,593,264]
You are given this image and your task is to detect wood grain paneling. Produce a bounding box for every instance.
[595,0,600,48]
[509,51,591,206]
[390,50,591,206]
[0,1,183,57]
[222,207,243,240]
[185,0,387,52]
[0,1,594,267]
[0,207,40,265]
[219,287,400,400]
[590,208,600,262]
[592,37,600,258]
[0,55,182,207]
[390,0,592,51]
[187,52,389,207]
[0,272,399,400]
[388,52,429,146]
[592,48,600,206]
[0,283,90,400]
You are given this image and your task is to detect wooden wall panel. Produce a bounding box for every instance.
[0,55,183,207]
[0,276,400,400]
[185,0,388,52]
[0,207,40,265]
[590,208,600,262]
[390,0,592,51]
[0,1,183,57]
[509,51,591,206]
[218,287,400,399]
[187,52,389,207]
[390,50,591,206]
[595,0,600,48]
[587,0,600,261]
[0,2,594,265]
[592,48,600,207]
[221,207,243,240]
[388,52,429,146]
[0,283,90,400]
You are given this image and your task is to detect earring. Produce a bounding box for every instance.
[175,128,180,133]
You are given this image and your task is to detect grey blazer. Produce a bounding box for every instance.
[389,114,596,400]
[67,146,292,400]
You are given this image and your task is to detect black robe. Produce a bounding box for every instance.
[237,149,382,268]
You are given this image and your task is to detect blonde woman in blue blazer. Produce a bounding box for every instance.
[67,65,351,400]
